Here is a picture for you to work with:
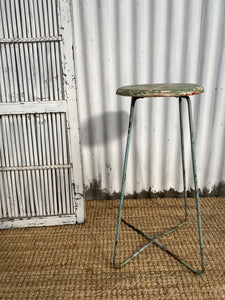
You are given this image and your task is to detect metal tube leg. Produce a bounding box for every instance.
[113,97,137,267]
[186,96,205,273]
[179,97,188,219]
[113,95,204,274]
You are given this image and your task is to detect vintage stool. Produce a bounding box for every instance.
[113,83,205,274]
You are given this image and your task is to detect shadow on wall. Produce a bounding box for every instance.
[80,111,225,199]
[80,110,129,200]
[80,111,129,147]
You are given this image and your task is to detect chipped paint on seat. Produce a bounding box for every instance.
[116,83,204,98]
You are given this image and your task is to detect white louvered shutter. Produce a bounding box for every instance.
[0,0,84,228]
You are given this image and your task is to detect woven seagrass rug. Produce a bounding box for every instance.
[0,197,225,299]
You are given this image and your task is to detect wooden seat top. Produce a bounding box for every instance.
[116,83,204,98]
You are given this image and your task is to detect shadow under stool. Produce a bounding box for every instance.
[113,83,205,274]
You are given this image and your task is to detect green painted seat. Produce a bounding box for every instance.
[113,82,205,274]
[116,83,204,98]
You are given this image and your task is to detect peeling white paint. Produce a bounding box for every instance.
[0,0,85,228]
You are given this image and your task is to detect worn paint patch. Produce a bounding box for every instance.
[85,180,225,200]
[116,83,204,98]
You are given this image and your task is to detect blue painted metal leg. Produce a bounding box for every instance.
[185,96,205,273]
[113,97,137,267]
[113,96,205,274]
[179,97,188,219]
[113,97,186,269]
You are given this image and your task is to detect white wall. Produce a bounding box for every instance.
[72,0,225,198]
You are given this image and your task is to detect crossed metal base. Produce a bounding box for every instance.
[113,96,205,274]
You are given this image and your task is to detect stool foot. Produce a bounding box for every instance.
[114,217,186,269]
[113,96,205,274]
[114,217,204,274]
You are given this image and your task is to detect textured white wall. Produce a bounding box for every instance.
[72,0,225,198]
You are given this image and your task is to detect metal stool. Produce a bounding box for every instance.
[113,83,205,274]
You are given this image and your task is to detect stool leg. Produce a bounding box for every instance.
[185,96,205,273]
[179,97,188,220]
[150,97,205,274]
[113,97,137,267]
[113,95,205,274]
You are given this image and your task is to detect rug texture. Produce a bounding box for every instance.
[0,197,225,299]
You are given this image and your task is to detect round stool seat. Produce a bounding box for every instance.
[116,83,204,98]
